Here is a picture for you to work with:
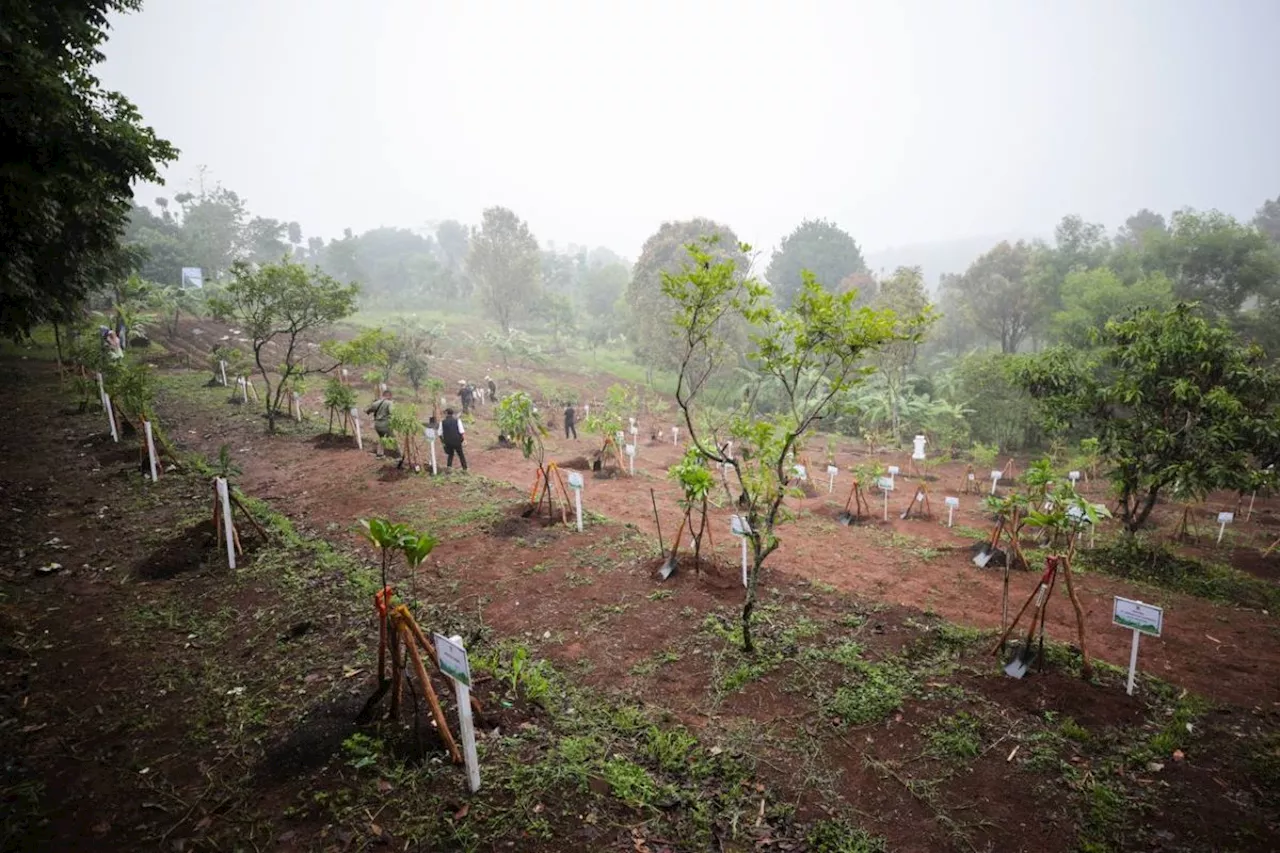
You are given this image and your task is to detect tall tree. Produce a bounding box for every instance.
[1049,267,1172,347]
[766,219,866,307]
[468,207,540,334]
[435,220,470,275]
[173,187,247,282]
[287,221,303,247]
[1,0,178,337]
[627,219,747,376]
[868,266,938,439]
[958,240,1041,353]
[1254,195,1280,246]
[1115,208,1168,247]
[243,217,289,263]
[1015,304,1280,532]
[1148,209,1280,317]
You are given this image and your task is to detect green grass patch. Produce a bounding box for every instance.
[1080,537,1280,611]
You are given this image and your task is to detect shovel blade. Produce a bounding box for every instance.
[1003,657,1030,679]
[837,511,855,526]
[659,557,678,580]
[973,547,992,568]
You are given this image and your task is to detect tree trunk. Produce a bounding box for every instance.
[1126,487,1160,533]
[1061,559,1093,679]
[741,589,756,654]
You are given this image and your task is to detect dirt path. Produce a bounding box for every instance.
[160,367,1280,708]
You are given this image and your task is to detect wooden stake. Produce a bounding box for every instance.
[399,620,462,763]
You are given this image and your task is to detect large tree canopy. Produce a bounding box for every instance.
[1,0,178,337]
[1015,303,1280,531]
[955,240,1041,353]
[468,207,540,334]
[766,219,867,307]
[626,219,747,374]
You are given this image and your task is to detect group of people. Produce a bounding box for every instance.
[365,388,469,472]
[457,376,498,415]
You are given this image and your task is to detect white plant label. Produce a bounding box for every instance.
[629,417,636,429]
[730,516,750,588]
[968,472,976,481]
[216,477,236,570]
[350,407,363,450]
[143,419,159,483]
[672,426,679,445]
[1068,471,1081,483]
[912,435,926,461]
[827,465,838,494]
[435,633,480,792]
[990,470,1002,494]
[567,473,585,532]
[944,496,959,528]
[630,426,638,436]
[423,428,438,475]
[626,444,636,475]
[878,477,894,492]
[794,465,807,481]
[888,465,900,476]
[103,393,119,443]
[1217,511,1234,544]
[625,443,636,457]
[567,471,584,490]
[1113,597,1164,696]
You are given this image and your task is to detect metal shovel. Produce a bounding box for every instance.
[837,482,859,526]
[1004,582,1048,678]
[659,516,687,580]
[973,517,1005,568]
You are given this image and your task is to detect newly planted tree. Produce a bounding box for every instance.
[210,259,359,432]
[669,447,717,573]
[323,378,358,434]
[664,238,903,652]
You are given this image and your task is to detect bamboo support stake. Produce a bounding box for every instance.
[1061,559,1093,679]
[389,625,403,719]
[400,622,462,763]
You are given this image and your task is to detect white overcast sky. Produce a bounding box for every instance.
[99,0,1280,260]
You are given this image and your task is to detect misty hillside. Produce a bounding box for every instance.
[864,233,1043,290]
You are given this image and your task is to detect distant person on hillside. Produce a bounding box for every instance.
[564,403,578,440]
[441,407,468,471]
[486,375,496,400]
[457,380,474,415]
[103,328,123,361]
[366,388,394,458]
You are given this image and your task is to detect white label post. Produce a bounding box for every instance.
[568,471,584,532]
[730,515,750,587]
[827,465,838,494]
[424,427,438,474]
[215,477,236,569]
[1068,471,1081,487]
[293,391,302,422]
[435,634,480,793]
[912,435,926,461]
[878,476,894,521]
[1217,511,1234,544]
[794,464,808,482]
[945,496,959,528]
[672,426,679,446]
[1112,597,1163,696]
[350,408,363,450]
[887,465,900,488]
[219,360,228,386]
[990,470,1002,495]
[625,443,636,476]
[103,393,119,443]
[143,419,159,482]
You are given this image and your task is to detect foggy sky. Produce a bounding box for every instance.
[98,0,1280,262]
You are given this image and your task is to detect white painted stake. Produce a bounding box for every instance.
[883,489,889,521]
[447,635,481,793]
[1126,629,1141,696]
[351,407,363,450]
[424,428,438,474]
[827,465,837,494]
[216,477,236,569]
[626,444,636,476]
[948,504,955,527]
[293,391,302,422]
[1217,511,1234,544]
[741,537,748,588]
[103,393,119,442]
[1246,491,1257,522]
[95,371,106,408]
[219,360,227,386]
[672,426,679,446]
[143,419,159,482]
[990,470,1002,495]
[574,488,583,532]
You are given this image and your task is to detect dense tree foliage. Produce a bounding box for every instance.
[1015,304,1280,532]
[766,219,867,307]
[627,219,747,375]
[1,0,177,337]
[468,206,541,334]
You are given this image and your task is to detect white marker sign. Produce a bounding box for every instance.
[1217,511,1234,544]
[434,633,480,792]
[730,515,750,588]
[944,496,959,528]
[793,464,808,482]
[215,477,236,569]
[1068,470,1081,484]
[990,470,1002,494]
[671,426,679,445]
[912,435,926,461]
[143,419,159,482]
[1112,597,1164,696]
[827,465,838,494]
[568,471,584,531]
[350,407,363,450]
[877,477,894,520]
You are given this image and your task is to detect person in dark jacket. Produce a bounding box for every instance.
[441,407,468,471]
[486,375,496,400]
[564,403,577,440]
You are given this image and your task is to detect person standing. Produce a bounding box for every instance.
[564,403,578,440]
[366,388,394,458]
[457,380,474,415]
[486,375,496,400]
[441,407,468,471]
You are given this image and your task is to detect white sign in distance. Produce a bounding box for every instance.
[567,471,584,490]
[434,633,472,685]
[887,465,900,476]
[827,465,838,476]
[1112,597,1163,637]
[1068,470,1081,482]
[968,472,976,481]
[181,267,204,288]
[625,444,636,457]
[990,470,1002,481]
[912,435,926,460]
[794,465,807,481]
[877,477,894,491]
[1218,511,1234,524]
[945,496,960,508]
[424,427,437,440]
